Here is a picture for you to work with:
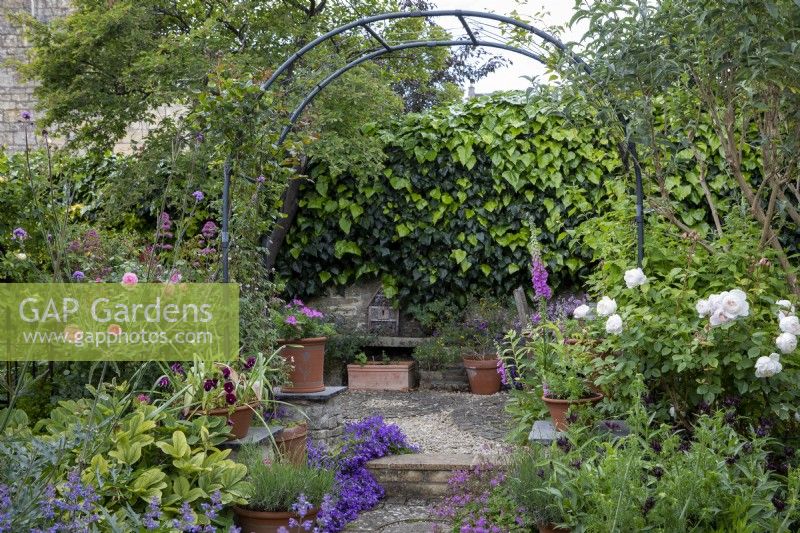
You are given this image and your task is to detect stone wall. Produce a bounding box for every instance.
[0,0,71,151]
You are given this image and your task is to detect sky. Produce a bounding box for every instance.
[431,0,587,94]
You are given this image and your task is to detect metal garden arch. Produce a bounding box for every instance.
[220,10,645,281]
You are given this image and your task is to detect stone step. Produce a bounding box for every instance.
[366,453,481,502]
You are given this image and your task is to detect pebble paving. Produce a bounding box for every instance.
[341,390,512,532]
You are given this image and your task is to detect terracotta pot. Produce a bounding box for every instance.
[274,423,308,466]
[542,392,604,431]
[347,360,416,391]
[279,337,327,393]
[538,523,570,533]
[205,402,257,441]
[462,357,501,395]
[233,506,318,533]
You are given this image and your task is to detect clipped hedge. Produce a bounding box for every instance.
[277,90,759,306]
[278,92,628,305]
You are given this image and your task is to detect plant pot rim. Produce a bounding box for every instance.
[198,400,261,417]
[347,360,416,368]
[278,336,328,344]
[276,422,308,439]
[462,354,498,361]
[542,392,604,404]
[232,505,318,518]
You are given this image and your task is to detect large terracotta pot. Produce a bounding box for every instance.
[538,523,570,533]
[542,392,604,431]
[233,506,319,533]
[205,403,257,441]
[279,337,327,393]
[274,423,308,466]
[347,360,416,391]
[462,357,501,395]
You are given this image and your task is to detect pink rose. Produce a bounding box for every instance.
[121,272,138,286]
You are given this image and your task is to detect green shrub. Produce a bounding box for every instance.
[412,338,460,371]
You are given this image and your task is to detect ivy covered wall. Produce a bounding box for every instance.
[276,90,754,306]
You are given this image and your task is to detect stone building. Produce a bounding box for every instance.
[0,0,71,151]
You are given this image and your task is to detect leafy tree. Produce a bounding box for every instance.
[563,0,800,293]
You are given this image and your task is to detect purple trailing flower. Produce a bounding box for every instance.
[20,111,32,121]
[11,227,28,241]
[192,190,204,202]
[257,175,266,184]
[72,271,85,281]
[496,358,508,386]
[171,502,196,531]
[170,362,185,376]
[200,491,223,521]
[157,376,170,388]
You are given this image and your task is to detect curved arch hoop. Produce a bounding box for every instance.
[221,10,645,282]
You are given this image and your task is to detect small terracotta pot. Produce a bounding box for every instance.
[233,506,318,533]
[205,402,257,440]
[462,357,501,395]
[274,423,308,466]
[279,337,327,393]
[538,523,570,533]
[542,392,604,431]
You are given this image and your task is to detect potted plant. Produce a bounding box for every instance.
[156,351,282,440]
[346,351,417,391]
[234,445,334,533]
[273,299,336,393]
[459,298,514,395]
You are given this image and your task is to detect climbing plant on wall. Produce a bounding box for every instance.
[277,89,762,306]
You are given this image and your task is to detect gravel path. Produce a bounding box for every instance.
[339,390,514,531]
[338,390,513,456]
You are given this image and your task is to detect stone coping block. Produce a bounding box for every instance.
[367,453,480,471]
[368,336,431,348]
[219,426,283,449]
[528,419,631,444]
[274,385,347,402]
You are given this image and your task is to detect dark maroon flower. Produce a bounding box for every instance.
[224,381,235,393]
[556,436,572,453]
[170,363,185,375]
[642,496,656,516]
[650,440,662,453]
[724,410,736,424]
[651,466,664,479]
[773,495,786,512]
[244,356,256,370]
[697,401,711,415]
[536,468,545,479]
[570,459,582,469]
[678,439,692,453]
[566,412,578,424]
[226,393,237,405]
[726,455,738,465]
[742,442,753,454]
[221,366,231,379]
[203,379,218,392]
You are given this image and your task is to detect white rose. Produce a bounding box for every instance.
[709,308,731,327]
[754,353,782,378]
[776,332,798,354]
[777,299,795,312]
[624,267,648,289]
[779,315,800,336]
[573,304,591,319]
[15,253,27,260]
[696,299,712,318]
[596,296,617,317]
[721,288,749,319]
[605,314,623,335]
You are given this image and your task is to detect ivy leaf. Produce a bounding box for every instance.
[451,249,467,265]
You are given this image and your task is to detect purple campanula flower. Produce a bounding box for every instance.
[72,271,86,281]
[192,190,204,202]
[11,227,28,241]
